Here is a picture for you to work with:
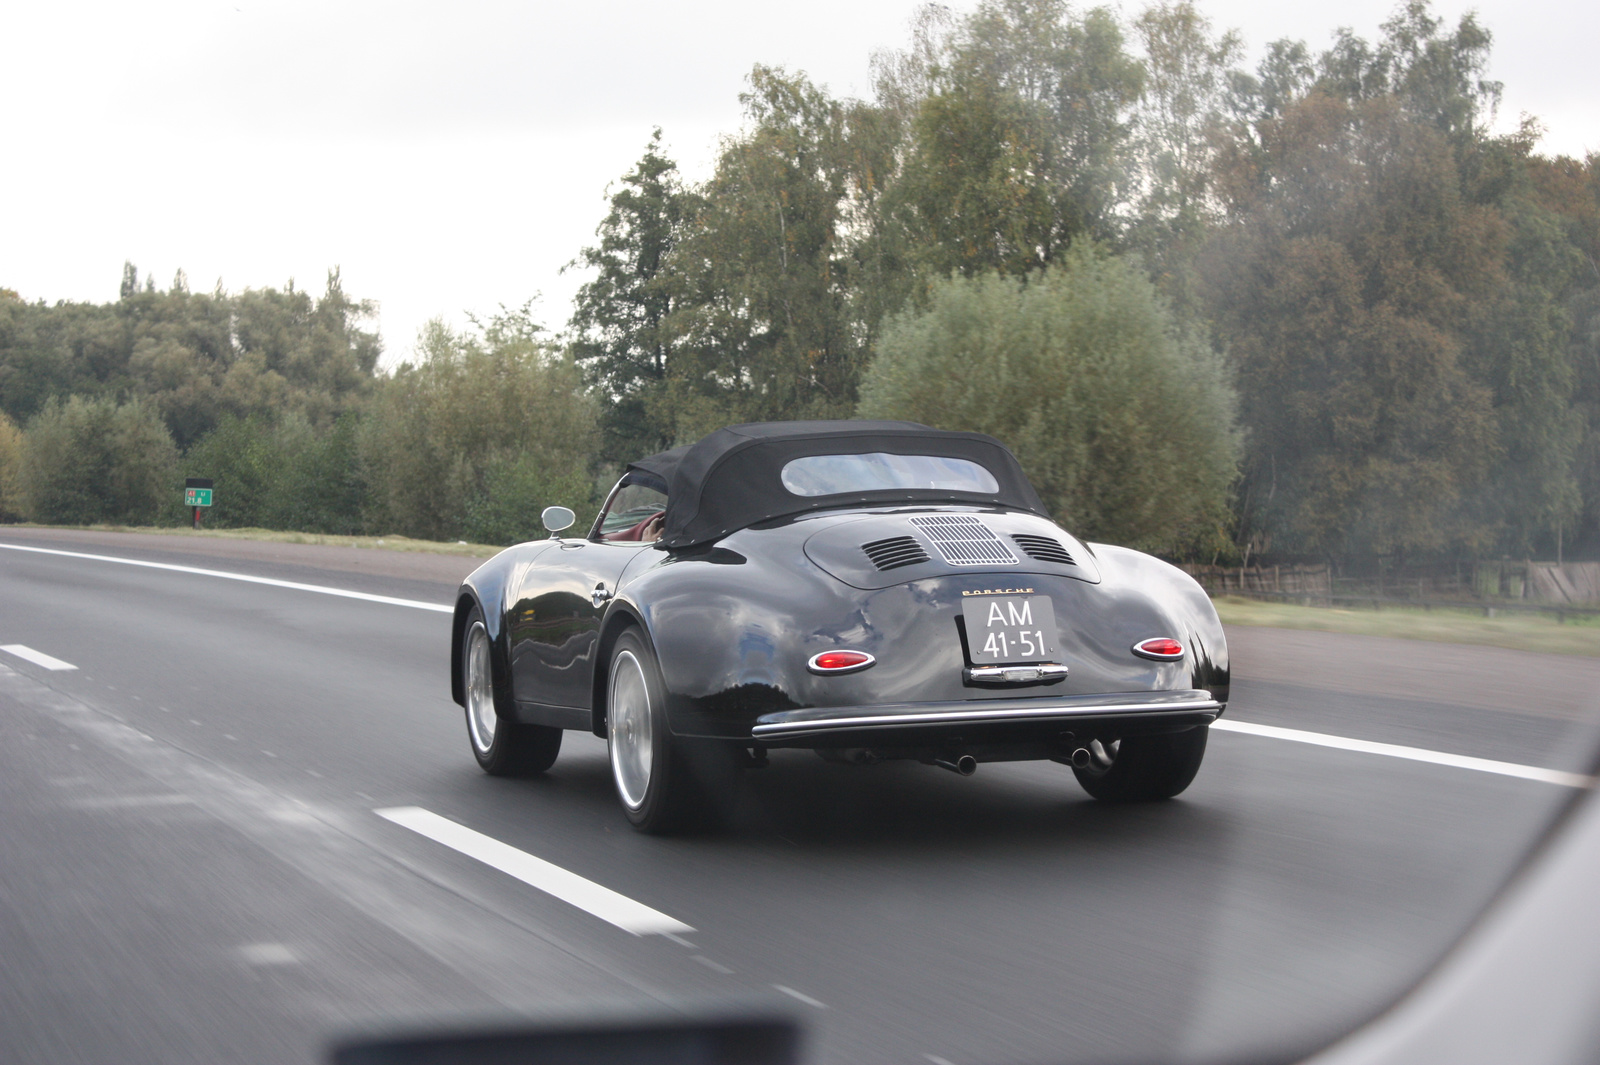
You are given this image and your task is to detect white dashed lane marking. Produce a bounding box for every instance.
[375,806,694,937]
[772,984,828,1009]
[0,645,77,671]
[238,943,298,966]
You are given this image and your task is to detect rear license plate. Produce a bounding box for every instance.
[962,595,1059,664]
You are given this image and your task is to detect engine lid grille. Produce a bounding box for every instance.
[861,535,931,571]
[1010,533,1075,565]
[908,514,1018,566]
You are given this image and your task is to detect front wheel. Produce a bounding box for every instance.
[462,607,562,776]
[1072,726,1208,802]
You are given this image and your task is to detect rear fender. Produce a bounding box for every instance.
[1089,543,1230,705]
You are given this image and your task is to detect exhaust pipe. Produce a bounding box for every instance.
[1069,747,1092,769]
[933,754,978,776]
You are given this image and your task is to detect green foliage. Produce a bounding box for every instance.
[462,452,593,547]
[891,0,1144,279]
[226,269,381,433]
[0,411,22,521]
[180,416,284,529]
[569,130,697,462]
[1128,2,1242,303]
[552,0,1600,565]
[271,412,368,535]
[1528,153,1600,552]
[177,413,367,535]
[1465,178,1585,554]
[574,1,1151,444]
[19,395,178,525]
[0,266,379,450]
[0,295,114,423]
[1201,6,1600,561]
[1315,1,1500,145]
[661,66,882,436]
[363,315,598,544]
[1201,94,1512,557]
[858,247,1238,553]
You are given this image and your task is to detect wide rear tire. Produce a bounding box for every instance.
[1072,726,1208,802]
[607,627,722,834]
[462,606,562,776]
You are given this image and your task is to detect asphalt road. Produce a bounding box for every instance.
[1,528,1596,1065]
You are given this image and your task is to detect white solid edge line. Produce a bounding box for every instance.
[374,806,693,937]
[0,542,452,613]
[0,644,78,671]
[1212,719,1596,789]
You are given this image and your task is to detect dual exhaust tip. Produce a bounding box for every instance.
[932,747,1093,776]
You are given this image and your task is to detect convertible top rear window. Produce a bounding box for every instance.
[780,453,1000,497]
[625,421,1049,549]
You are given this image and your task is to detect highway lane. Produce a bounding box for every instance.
[1,530,1596,1065]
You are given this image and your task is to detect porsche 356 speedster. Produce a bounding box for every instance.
[450,421,1228,831]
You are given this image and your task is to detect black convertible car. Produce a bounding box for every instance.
[451,421,1228,831]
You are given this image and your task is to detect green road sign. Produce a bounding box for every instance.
[184,488,213,507]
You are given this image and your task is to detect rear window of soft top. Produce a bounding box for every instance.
[779,453,1001,497]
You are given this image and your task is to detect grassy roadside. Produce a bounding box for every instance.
[1213,595,1600,657]
[0,523,504,559]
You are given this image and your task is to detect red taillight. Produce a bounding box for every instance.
[808,650,876,674]
[1133,637,1184,661]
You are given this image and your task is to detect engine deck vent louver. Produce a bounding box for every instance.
[1011,534,1075,565]
[862,535,931,571]
[908,515,1019,566]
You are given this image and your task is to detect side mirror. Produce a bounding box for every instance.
[541,506,577,537]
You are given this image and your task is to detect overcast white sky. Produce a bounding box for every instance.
[3,0,1594,366]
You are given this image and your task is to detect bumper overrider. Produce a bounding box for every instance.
[750,688,1222,748]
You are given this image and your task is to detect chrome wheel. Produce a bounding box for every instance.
[609,649,654,810]
[465,620,497,755]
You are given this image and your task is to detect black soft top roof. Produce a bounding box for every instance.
[625,421,1048,549]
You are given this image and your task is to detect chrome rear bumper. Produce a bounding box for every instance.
[750,688,1221,742]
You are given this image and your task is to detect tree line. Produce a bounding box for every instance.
[2,0,1597,567]
[0,279,591,545]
